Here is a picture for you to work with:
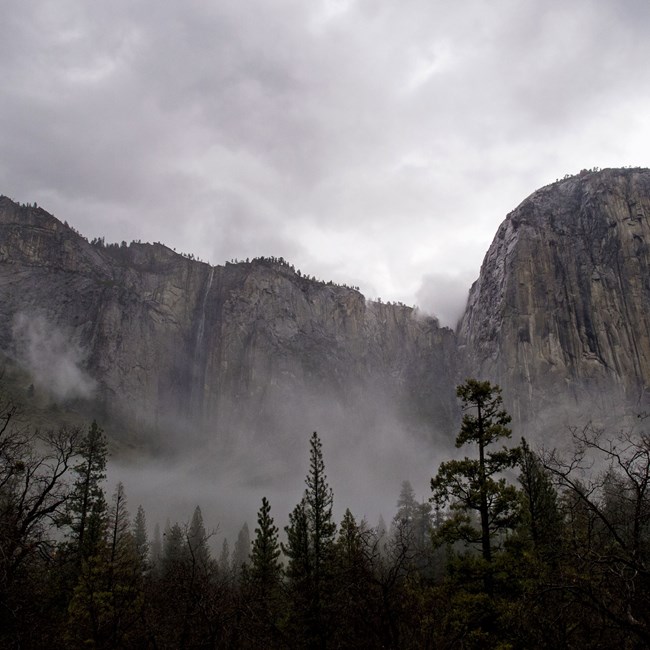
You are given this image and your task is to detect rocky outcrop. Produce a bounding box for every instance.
[3,167,650,448]
[0,197,458,447]
[458,168,650,428]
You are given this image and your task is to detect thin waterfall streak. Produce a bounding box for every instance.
[195,267,214,364]
[192,267,215,415]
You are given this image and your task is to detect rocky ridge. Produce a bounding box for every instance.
[2,167,650,448]
[458,167,650,428]
[0,197,457,447]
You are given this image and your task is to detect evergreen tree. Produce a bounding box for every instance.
[283,432,336,647]
[332,508,377,646]
[394,480,418,526]
[218,538,231,576]
[161,522,184,577]
[248,497,282,592]
[518,439,563,558]
[66,482,145,648]
[187,505,210,569]
[107,482,130,588]
[232,522,250,579]
[431,380,520,595]
[283,498,310,584]
[67,420,108,563]
[133,505,149,572]
[150,522,162,574]
[244,497,284,646]
[304,431,336,584]
[391,480,433,573]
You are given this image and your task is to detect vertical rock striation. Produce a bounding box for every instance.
[3,166,650,448]
[458,168,650,428]
[0,197,458,446]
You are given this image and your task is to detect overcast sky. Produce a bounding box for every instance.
[2,0,649,326]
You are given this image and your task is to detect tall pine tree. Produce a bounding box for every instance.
[431,380,520,595]
[283,432,336,648]
[244,497,284,646]
[249,497,282,592]
[67,420,108,563]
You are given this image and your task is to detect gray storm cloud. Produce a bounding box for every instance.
[2,1,650,310]
[416,272,473,329]
[12,313,96,401]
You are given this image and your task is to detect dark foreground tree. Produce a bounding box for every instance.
[543,424,650,647]
[0,393,82,646]
[248,497,282,595]
[431,379,520,595]
[66,420,108,564]
[243,496,284,646]
[283,432,336,648]
[232,521,250,580]
[65,482,146,648]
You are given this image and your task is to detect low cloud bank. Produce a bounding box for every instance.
[12,313,96,401]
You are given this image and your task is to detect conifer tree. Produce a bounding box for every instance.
[305,431,336,581]
[232,522,250,579]
[431,380,520,595]
[245,497,284,646]
[150,522,162,574]
[107,482,130,588]
[161,522,184,577]
[249,497,282,591]
[67,482,145,648]
[283,432,336,647]
[392,481,434,574]
[67,420,108,562]
[133,505,149,572]
[188,505,210,569]
[218,538,230,576]
[518,439,563,558]
[333,509,375,647]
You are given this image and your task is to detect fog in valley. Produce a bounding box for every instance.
[107,383,454,549]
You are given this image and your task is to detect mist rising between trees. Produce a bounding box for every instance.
[1,380,649,648]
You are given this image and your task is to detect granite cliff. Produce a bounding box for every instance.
[2,167,650,451]
[0,197,457,451]
[458,167,650,430]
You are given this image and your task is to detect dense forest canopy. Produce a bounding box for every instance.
[1,380,649,648]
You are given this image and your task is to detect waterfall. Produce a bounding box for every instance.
[192,267,214,415]
[194,266,214,361]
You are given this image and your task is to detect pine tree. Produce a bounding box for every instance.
[244,497,284,646]
[304,431,336,585]
[431,380,520,595]
[283,498,310,583]
[518,439,563,558]
[67,420,108,563]
[187,505,210,569]
[133,505,149,572]
[107,482,130,589]
[249,498,282,591]
[333,509,374,647]
[391,480,433,573]
[161,522,184,577]
[218,538,230,576]
[232,522,250,580]
[150,522,162,574]
[283,432,336,648]
[394,480,418,526]
[66,482,145,648]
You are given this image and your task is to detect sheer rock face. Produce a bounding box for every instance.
[3,167,650,446]
[458,168,650,427]
[0,197,457,445]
